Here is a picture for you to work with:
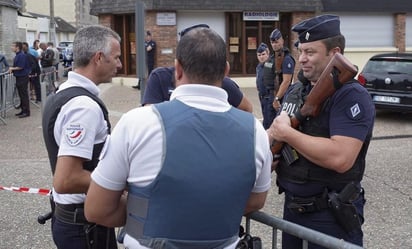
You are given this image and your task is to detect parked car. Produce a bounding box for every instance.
[358,53,412,112]
[57,41,73,60]
[62,44,73,76]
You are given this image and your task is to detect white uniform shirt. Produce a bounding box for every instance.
[52,71,108,204]
[92,84,272,249]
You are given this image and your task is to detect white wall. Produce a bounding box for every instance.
[323,13,398,72]
[337,13,394,48]
[24,0,77,26]
[17,15,50,44]
[177,11,226,42]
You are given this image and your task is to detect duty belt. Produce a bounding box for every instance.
[286,192,329,214]
[54,202,90,225]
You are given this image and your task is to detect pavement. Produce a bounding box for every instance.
[0,80,411,249]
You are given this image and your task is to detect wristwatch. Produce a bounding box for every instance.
[275,96,279,101]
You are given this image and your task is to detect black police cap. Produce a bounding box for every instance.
[257,43,268,53]
[292,14,341,43]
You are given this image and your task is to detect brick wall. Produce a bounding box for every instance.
[394,13,406,52]
[99,14,114,28]
[146,11,177,68]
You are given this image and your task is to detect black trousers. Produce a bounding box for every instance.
[15,75,30,114]
[31,74,41,101]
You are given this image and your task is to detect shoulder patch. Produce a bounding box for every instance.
[65,123,86,146]
[346,103,363,120]
[350,103,361,118]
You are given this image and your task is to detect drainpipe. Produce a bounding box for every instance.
[136,1,146,102]
[49,0,56,44]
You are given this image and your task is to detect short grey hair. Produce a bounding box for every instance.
[73,25,121,68]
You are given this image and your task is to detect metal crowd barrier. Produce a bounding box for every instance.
[0,72,17,124]
[245,211,363,249]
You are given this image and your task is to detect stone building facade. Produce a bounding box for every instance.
[90,0,412,78]
[0,0,20,64]
[22,0,97,28]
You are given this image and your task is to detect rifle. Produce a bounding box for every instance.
[271,53,358,156]
[274,51,284,92]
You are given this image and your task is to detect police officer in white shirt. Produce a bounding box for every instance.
[42,25,122,249]
[85,25,272,249]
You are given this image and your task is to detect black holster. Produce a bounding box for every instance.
[328,182,362,233]
[84,224,118,249]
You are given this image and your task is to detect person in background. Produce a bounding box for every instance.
[42,25,122,249]
[255,42,274,129]
[145,30,156,76]
[32,39,40,51]
[270,14,375,248]
[8,41,31,118]
[265,29,295,116]
[22,42,41,103]
[40,42,56,94]
[85,25,271,249]
[0,52,9,73]
[27,41,39,58]
[133,30,156,89]
[142,66,253,112]
[36,41,44,59]
[48,42,60,81]
[0,52,10,101]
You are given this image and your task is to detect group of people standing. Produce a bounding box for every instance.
[4,40,60,118]
[41,14,374,249]
[255,28,295,129]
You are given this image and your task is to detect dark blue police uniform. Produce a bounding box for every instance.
[13,50,31,116]
[142,66,244,107]
[256,43,276,129]
[258,31,295,129]
[145,31,156,76]
[275,15,375,249]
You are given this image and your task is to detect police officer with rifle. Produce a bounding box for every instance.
[268,15,375,248]
[259,29,295,129]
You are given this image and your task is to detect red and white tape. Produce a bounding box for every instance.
[0,186,51,196]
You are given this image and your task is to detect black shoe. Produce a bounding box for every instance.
[132,85,140,90]
[18,113,30,118]
[15,111,23,116]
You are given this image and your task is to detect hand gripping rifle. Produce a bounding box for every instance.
[271,53,358,156]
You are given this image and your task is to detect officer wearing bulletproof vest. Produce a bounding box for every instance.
[269,15,375,248]
[260,29,295,129]
[84,25,272,249]
[42,25,122,249]
[256,42,272,129]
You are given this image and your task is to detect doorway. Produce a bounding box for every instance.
[226,12,291,76]
[227,12,279,76]
[113,14,136,76]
